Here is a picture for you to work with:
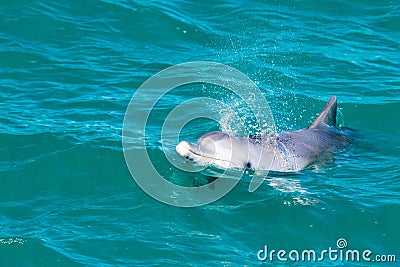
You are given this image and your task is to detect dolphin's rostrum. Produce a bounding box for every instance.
[176,96,351,172]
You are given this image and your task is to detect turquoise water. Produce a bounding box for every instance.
[1,0,400,266]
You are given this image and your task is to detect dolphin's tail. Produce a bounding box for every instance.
[309,96,337,129]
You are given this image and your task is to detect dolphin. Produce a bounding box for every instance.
[176,96,351,172]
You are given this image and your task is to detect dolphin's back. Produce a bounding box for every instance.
[275,96,348,170]
[278,126,347,170]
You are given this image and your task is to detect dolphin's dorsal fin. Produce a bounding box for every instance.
[309,96,337,129]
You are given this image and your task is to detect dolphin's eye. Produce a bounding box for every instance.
[184,156,194,161]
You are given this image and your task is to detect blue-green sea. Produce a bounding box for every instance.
[1,0,399,266]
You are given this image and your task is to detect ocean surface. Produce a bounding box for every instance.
[1,0,399,266]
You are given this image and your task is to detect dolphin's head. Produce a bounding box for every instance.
[176,132,248,169]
